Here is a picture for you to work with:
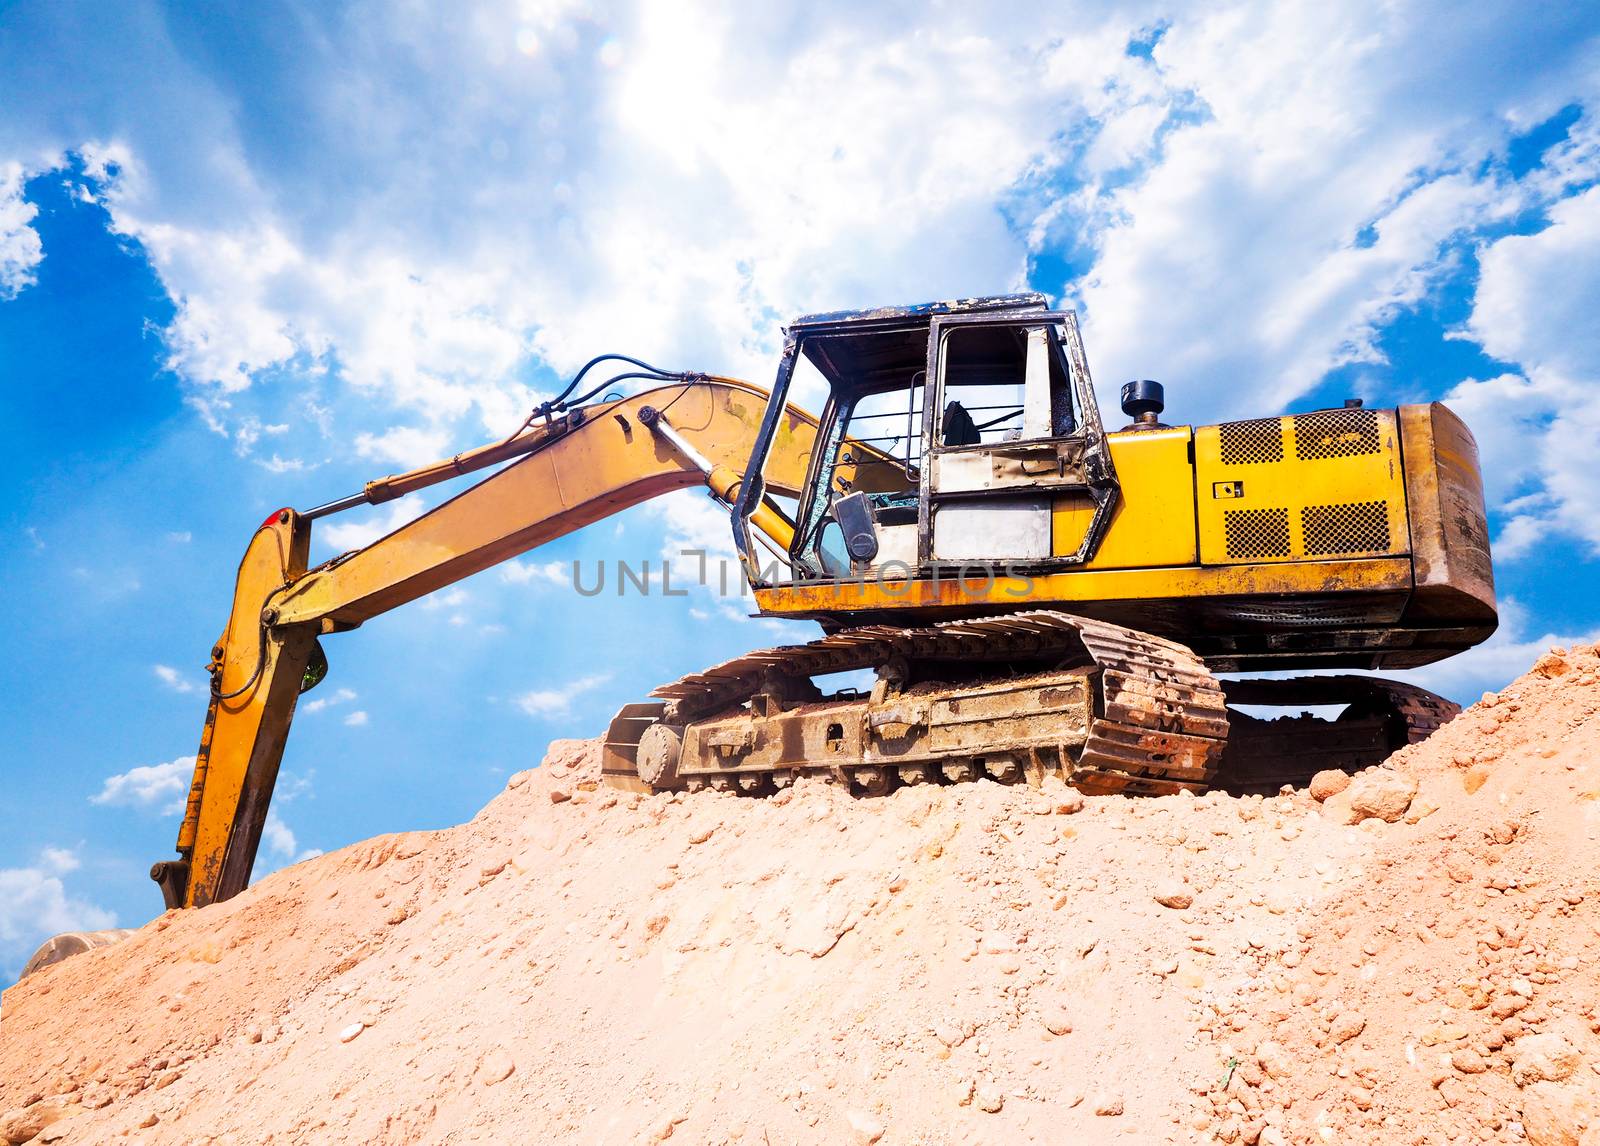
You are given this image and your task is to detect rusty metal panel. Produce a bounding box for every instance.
[1399,403,1496,624]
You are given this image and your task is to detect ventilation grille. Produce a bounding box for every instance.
[1219,602,1389,628]
[1219,418,1285,465]
[1302,501,1390,556]
[1294,409,1380,460]
[1224,507,1292,559]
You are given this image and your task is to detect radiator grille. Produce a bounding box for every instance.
[1302,500,1390,555]
[1294,409,1380,460]
[1224,507,1292,559]
[1219,602,1389,627]
[1219,418,1285,465]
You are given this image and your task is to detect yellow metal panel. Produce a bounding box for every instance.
[1194,409,1408,566]
[1052,426,1197,568]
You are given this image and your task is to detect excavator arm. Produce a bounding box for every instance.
[153,379,818,910]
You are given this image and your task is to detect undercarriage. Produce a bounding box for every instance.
[602,612,1460,799]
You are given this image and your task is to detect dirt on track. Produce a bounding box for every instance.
[3,645,1599,1145]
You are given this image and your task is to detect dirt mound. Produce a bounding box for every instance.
[2,647,1598,1144]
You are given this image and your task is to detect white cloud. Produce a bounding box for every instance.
[261,812,322,866]
[257,454,308,474]
[164,530,192,543]
[276,769,314,803]
[343,710,369,727]
[0,159,45,298]
[301,686,357,714]
[1457,184,1600,555]
[355,425,452,469]
[0,851,116,980]
[23,7,1163,455]
[90,757,193,814]
[37,847,80,876]
[316,496,428,552]
[1066,5,1595,424]
[262,813,296,858]
[420,587,469,610]
[514,672,611,718]
[500,558,569,587]
[153,663,197,694]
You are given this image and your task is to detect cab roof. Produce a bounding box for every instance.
[788,293,1050,394]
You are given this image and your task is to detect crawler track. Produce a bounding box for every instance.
[604,611,1232,796]
[1215,675,1462,793]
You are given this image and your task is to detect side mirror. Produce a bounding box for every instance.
[833,491,880,563]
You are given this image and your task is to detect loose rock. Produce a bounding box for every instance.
[1308,770,1351,802]
[1344,770,1417,823]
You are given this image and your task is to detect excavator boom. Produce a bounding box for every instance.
[155,379,820,909]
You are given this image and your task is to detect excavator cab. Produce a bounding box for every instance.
[735,294,1118,588]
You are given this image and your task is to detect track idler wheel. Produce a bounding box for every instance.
[635,723,684,788]
[22,929,138,978]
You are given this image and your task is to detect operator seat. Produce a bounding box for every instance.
[941,400,981,446]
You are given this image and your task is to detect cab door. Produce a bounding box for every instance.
[922,311,1115,565]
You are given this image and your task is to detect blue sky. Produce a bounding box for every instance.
[1,1,1598,985]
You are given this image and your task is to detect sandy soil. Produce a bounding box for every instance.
[3,645,1598,1145]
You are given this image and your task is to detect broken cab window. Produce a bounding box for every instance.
[938,324,1076,448]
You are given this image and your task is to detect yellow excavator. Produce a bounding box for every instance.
[26,293,1496,974]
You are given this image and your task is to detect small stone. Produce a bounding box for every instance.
[1463,765,1493,794]
[1512,1033,1580,1086]
[80,1086,113,1111]
[933,1022,964,1048]
[138,1114,159,1129]
[1533,652,1571,678]
[1329,1012,1366,1044]
[1309,770,1351,802]
[846,1110,885,1144]
[244,1023,263,1044]
[1092,1093,1125,1117]
[688,824,716,845]
[1055,790,1086,815]
[1404,795,1441,824]
[477,1047,515,1087]
[975,1084,1005,1113]
[1451,1049,1488,1074]
[337,1023,365,1044]
[1155,883,1194,910]
[1345,770,1417,824]
[154,1070,183,1089]
[1255,1041,1291,1081]
[1041,1004,1073,1036]
[548,788,572,804]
